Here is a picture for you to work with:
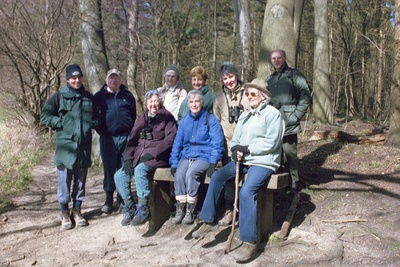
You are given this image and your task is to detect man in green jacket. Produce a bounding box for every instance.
[40,64,99,230]
[266,49,312,194]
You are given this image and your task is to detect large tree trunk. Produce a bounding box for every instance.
[79,0,109,164]
[234,0,254,82]
[313,0,333,124]
[79,0,109,94]
[124,0,144,114]
[258,0,304,78]
[387,0,400,148]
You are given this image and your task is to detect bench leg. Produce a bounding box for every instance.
[257,187,273,245]
[149,181,170,232]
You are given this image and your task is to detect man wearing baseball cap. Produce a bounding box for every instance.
[94,69,137,214]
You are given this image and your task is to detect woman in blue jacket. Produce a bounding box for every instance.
[169,90,224,225]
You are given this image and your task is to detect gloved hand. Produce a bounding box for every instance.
[231,145,249,154]
[123,160,134,176]
[231,150,241,162]
[170,168,177,176]
[270,101,281,109]
[206,164,216,177]
[139,153,153,163]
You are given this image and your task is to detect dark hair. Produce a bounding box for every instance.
[219,62,240,81]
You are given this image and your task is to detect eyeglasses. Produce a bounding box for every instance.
[245,92,259,98]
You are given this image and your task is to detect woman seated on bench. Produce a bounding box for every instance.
[192,78,285,262]
[114,89,177,226]
[169,89,224,225]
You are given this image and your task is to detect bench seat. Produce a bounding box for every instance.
[148,167,289,245]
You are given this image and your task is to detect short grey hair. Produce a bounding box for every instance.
[144,89,164,106]
[187,89,204,107]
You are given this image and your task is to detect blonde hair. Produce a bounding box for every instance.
[190,66,208,81]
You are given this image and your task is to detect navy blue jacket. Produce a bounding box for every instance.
[94,84,136,136]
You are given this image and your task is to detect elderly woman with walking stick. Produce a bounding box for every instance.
[192,78,285,262]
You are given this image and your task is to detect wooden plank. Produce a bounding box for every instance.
[153,168,289,190]
[148,180,171,233]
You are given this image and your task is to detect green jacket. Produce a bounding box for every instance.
[266,63,312,135]
[177,85,214,122]
[40,84,99,169]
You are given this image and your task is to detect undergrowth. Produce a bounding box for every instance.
[0,122,52,212]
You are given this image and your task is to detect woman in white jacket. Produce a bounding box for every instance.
[193,78,285,262]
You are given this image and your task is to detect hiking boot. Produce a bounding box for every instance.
[171,202,186,224]
[192,223,213,239]
[61,210,73,230]
[233,242,257,262]
[101,200,113,214]
[218,210,233,226]
[130,204,150,226]
[101,192,114,214]
[115,193,124,212]
[71,208,88,227]
[121,204,136,226]
[182,203,196,225]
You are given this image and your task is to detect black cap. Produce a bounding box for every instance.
[66,64,83,80]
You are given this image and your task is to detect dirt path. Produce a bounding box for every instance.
[1,132,400,266]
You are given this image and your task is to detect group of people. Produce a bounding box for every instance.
[40,49,311,262]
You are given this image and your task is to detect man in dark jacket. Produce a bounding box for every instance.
[40,64,99,230]
[266,49,312,194]
[94,69,136,214]
[114,90,177,226]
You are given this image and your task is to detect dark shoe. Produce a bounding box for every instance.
[71,208,88,227]
[182,203,196,225]
[218,210,233,226]
[130,204,150,226]
[233,242,257,262]
[171,202,186,224]
[61,210,73,230]
[121,204,136,226]
[192,223,213,239]
[101,200,113,214]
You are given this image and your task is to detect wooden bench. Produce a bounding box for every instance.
[148,168,289,245]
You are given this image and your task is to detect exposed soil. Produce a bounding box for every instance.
[1,119,400,267]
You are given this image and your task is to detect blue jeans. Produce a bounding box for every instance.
[100,134,129,193]
[57,165,88,208]
[114,163,155,202]
[199,161,273,242]
[174,159,210,198]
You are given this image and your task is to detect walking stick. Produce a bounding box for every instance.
[225,153,241,254]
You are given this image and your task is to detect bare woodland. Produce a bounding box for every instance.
[0,0,399,147]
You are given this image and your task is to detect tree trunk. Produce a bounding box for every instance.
[313,0,333,124]
[79,0,109,164]
[234,0,254,82]
[124,0,144,114]
[258,0,305,78]
[387,0,400,148]
[79,0,109,94]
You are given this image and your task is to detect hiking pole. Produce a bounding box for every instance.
[225,153,241,254]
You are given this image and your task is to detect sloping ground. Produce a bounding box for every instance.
[0,120,399,266]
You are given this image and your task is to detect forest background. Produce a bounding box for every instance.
[0,0,400,208]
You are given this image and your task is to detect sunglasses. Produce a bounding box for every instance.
[245,92,259,97]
